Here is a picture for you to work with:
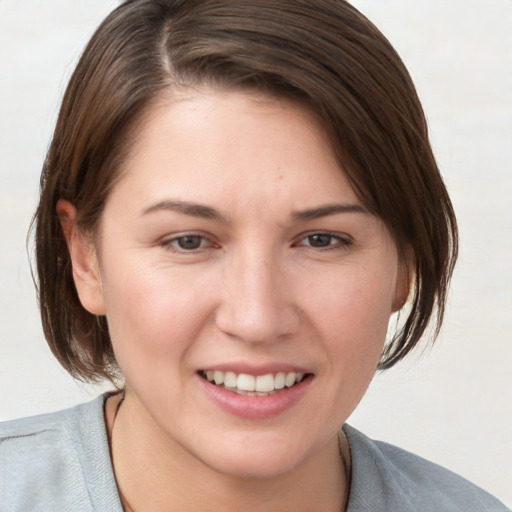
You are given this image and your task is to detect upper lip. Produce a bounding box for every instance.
[198,362,312,377]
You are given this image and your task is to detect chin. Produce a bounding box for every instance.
[189,431,316,481]
[207,452,302,481]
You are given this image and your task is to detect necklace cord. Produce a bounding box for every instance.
[107,391,351,512]
[106,389,133,511]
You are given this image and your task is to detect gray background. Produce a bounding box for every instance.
[1,0,511,506]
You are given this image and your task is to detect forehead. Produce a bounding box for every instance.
[110,89,360,214]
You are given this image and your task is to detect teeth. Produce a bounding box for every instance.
[285,372,296,387]
[237,373,255,391]
[274,372,286,390]
[213,370,224,385]
[224,371,237,388]
[203,370,307,394]
[255,374,274,392]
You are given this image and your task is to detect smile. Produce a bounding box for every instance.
[200,370,307,396]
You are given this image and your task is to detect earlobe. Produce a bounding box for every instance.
[392,258,413,312]
[56,199,106,315]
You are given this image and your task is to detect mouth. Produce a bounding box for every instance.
[198,370,310,397]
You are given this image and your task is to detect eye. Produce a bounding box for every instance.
[160,234,213,252]
[306,234,336,248]
[295,232,352,250]
[174,235,204,250]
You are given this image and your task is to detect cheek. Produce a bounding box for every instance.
[99,260,211,361]
[304,265,396,383]
[307,266,396,337]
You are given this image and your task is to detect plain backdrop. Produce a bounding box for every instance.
[1,0,511,506]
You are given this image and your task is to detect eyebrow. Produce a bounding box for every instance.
[142,200,369,223]
[142,200,227,222]
[292,203,369,221]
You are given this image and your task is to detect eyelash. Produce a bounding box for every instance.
[159,231,352,253]
[293,232,353,251]
[159,234,215,253]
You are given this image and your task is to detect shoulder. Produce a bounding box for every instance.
[344,424,509,512]
[0,394,122,512]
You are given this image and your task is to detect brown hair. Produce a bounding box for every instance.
[33,0,458,381]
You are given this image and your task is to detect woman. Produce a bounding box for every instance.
[0,1,507,510]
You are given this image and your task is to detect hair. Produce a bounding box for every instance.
[33,0,458,382]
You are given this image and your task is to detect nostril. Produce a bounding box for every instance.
[214,303,300,344]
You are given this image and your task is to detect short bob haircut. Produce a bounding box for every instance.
[34,0,457,382]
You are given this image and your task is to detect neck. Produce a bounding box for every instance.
[105,391,350,512]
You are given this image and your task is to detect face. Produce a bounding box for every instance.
[73,89,405,479]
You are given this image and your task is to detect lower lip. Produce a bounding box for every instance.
[196,374,313,419]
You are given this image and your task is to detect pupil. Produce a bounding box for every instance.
[178,236,201,250]
[309,234,331,247]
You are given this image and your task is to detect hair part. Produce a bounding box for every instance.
[33,0,458,381]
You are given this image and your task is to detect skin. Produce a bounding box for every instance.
[59,89,407,511]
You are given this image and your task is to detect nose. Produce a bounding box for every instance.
[215,248,300,344]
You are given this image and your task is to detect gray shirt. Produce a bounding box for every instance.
[0,395,508,511]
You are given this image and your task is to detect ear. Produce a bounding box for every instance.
[392,256,413,312]
[56,199,106,315]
